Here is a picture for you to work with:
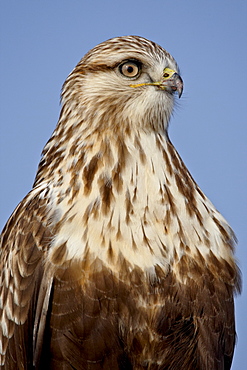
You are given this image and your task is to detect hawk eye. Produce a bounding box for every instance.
[119,61,141,78]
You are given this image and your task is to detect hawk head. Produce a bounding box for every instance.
[61,36,183,135]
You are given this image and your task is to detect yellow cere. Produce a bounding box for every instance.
[163,68,176,79]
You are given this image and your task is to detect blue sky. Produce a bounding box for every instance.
[0,1,246,368]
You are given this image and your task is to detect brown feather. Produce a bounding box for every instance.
[0,35,241,369]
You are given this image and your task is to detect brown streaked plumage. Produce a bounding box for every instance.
[0,36,241,369]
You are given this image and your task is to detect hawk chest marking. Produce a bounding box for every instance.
[46,132,233,280]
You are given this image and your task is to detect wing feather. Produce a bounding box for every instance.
[33,267,54,367]
[0,188,53,368]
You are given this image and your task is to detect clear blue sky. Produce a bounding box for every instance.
[0,1,246,368]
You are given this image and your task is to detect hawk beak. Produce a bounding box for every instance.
[130,67,183,98]
[158,68,183,98]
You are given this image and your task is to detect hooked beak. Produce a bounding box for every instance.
[130,67,183,98]
[158,68,183,98]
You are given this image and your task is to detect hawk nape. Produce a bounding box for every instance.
[0,36,240,369]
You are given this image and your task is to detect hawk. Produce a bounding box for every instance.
[0,36,240,369]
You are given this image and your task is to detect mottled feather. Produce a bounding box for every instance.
[0,36,240,369]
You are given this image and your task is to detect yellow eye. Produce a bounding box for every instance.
[119,61,141,78]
